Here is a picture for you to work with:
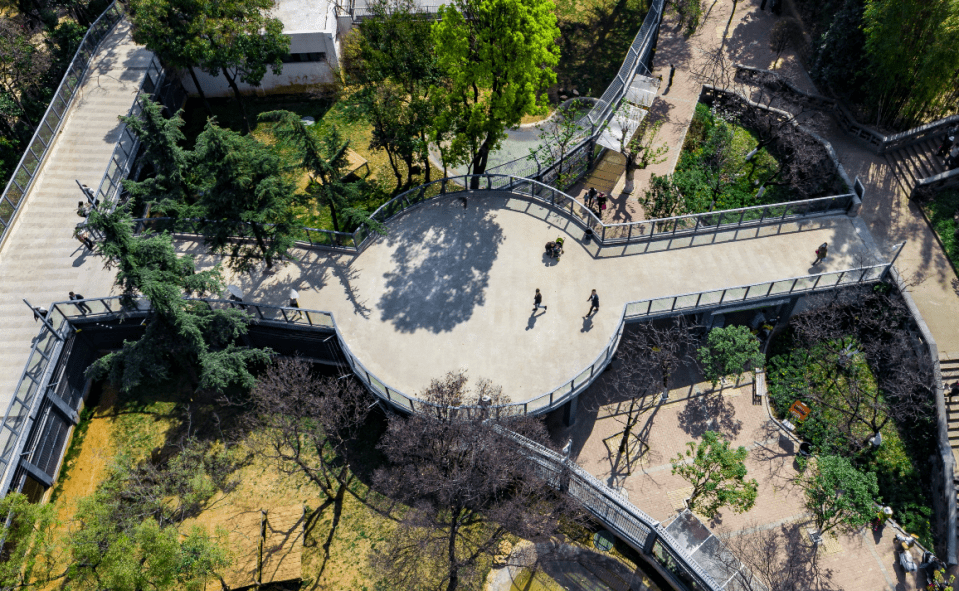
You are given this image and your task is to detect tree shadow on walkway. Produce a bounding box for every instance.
[377,198,504,333]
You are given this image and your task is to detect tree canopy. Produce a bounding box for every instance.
[128,0,289,131]
[802,454,879,535]
[85,206,271,393]
[698,325,765,387]
[671,430,758,518]
[192,120,300,271]
[431,0,560,186]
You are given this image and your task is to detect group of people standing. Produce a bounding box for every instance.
[585,187,608,217]
[935,126,959,170]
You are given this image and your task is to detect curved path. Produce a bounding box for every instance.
[184,192,887,405]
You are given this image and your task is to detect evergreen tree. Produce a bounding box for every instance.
[85,206,271,393]
[698,325,765,387]
[119,97,193,215]
[802,454,879,535]
[260,110,385,235]
[192,120,299,272]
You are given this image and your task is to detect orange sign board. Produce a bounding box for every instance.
[788,400,811,421]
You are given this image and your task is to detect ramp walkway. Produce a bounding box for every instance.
[0,21,151,415]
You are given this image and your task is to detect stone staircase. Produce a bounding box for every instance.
[944,356,959,469]
[886,137,949,195]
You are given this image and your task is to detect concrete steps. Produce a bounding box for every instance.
[886,137,949,195]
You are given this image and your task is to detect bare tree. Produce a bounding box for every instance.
[717,522,829,591]
[246,357,373,502]
[372,372,581,591]
[535,101,586,188]
[600,317,700,477]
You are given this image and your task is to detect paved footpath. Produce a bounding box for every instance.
[0,21,149,410]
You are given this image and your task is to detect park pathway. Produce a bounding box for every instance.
[575,0,959,374]
[0,21,150,411]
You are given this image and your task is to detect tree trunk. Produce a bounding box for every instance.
[188,66,214,115]
[329,200,340,232]
[469,134,496,189]
[251,224,273,269]
[221,67,251,134]
[445,506,462,591]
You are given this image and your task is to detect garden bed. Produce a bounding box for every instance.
[765,285,938,548]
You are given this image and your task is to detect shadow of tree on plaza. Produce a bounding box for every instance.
[677,392,743,438]
[377,198,505,333]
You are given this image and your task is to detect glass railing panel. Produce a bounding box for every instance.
[0,429,12,465]
[369,375,387,396]
[526,394,551,413]
[647,297,675,314]
[721,287,747,302]
[5,184,22,209]
[768,279,796,295]
[743,282,772,300]
[21,150,39,176]
[572,367,592,390]
[14,379,37,413]
[671,293,700,311]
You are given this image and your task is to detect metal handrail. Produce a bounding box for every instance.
[0,1,123,251]
[124,174,858,255]
[96,55,165,211]
[497,425,725,590]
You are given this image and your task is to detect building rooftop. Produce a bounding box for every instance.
[272,0,335,35]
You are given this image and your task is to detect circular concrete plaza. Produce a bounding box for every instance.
[278,190,878,408]
[333,193,617,407]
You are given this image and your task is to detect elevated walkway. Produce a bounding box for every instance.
[0,21,151,414]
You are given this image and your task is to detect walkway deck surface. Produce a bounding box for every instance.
[183,193,886,405]
[0,21,147,410]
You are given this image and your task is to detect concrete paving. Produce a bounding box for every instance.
[181,193,888,405]
[550,364,925,591]
[0,21,148,411]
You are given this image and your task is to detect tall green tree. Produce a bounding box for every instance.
[0,493,59,589]
[260,111,384,235]
[345,0,442,190]
[431,0,560,188]
[671,430,758,518]
[192,120,299,272]
[862,0,959,127]
[802,454,879,535]
[698,325,765,387]
[127,0,216,113]
[85,206,271,393]
[120,97,193,214]
[128,0,289,132]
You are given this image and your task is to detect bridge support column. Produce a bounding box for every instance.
[563,396,578,427]
[775,295,803,328]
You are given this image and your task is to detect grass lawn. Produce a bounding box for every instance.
[921,189,959,272]
[554,0,652,99]
[767,337,936,547]
[46,375,409,590]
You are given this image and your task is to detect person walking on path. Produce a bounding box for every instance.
[69,292,91,314]
[586,187,597,209]
[596,193,608,217]
[584,289,599,318]
[32,306,48,322]
[812,242,828,266]
[533,288,547,312]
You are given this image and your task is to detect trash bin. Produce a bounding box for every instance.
[798,442,812,457]
[584,228,593,244]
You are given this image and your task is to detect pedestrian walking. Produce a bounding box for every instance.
[812,242,828,266]
[288,289,302,320]
[533,288,547,312]
[596,193,608,215]
[73,228,95,251]
[76,201,89,218]
[32,306,48,322]
[69,292,91,314]
[586,187,598,209]
[584,289,599,318]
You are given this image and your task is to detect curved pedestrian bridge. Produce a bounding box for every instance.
[190,191,888,410]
